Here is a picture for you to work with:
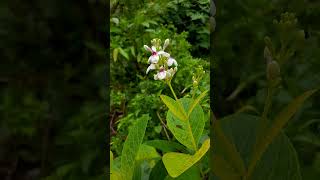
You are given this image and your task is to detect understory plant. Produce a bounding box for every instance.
[210,13,320,180]
[110,38,210,180]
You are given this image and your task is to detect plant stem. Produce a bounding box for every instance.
[246,86,275,180]
[156,111,171,141]
[168,80,178,101]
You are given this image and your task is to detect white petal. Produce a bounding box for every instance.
[151,46,157,52]
[146,64,156,74]
[173,59,178,66]
[167,58,173,66]
[158,51,170,57]
[157,71,167,80]
[163,39,169,50]
[144,45,152,52]
[148,55,159,64]
[154,74,158,80]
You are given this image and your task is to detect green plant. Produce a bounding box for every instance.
[210,13,319,179]
[110,38,210,179]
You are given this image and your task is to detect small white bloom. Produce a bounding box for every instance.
[144,45,170,64]
[167,57,178,67]
[163,39,170,50]
[157,70,167,80]
[146,63,156,74]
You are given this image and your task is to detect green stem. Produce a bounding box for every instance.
[246,86,275,180]
[156,111,171,141]
[168,80,178,101]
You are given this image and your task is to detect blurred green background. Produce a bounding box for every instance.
[0,0,107,179]
[213,0,320,179]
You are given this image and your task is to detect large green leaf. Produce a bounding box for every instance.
[136,144,160,162]
[120,114,150,180]
[212,118,246,179]
[162,138,210,178]
[248,88,318,178]
[211,113,301,180]
[160,95,188,121]
[166,98,205,151]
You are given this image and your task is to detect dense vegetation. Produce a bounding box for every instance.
[213,0,320,179]
[110,0,210,179]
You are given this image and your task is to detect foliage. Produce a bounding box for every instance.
[213,0,320,179]
[110,0,210,178]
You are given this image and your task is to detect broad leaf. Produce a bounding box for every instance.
[136,144,160,163]
[248,88,318,177]
[162,138,210,178]
[160,95,188,121]
[212,120,246,175]
[167,98,205,150]
[211,113,301,180]
[120,114,150,180]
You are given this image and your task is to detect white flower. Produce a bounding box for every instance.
[167,57,178,67]
[163,39,170,50]
[146,63,156,74]
[144,45,170,64]
[153,67,167,80]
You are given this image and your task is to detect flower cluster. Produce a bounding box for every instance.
[144,38,178,81]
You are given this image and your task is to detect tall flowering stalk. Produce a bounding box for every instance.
[144,38,179,100]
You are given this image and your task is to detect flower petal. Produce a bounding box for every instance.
[148,55,159,64]
[163,39,170,50]
[158,71,167,80]
[152,46,157,52]
[173,59,178,66]
[167,57,174,66]
[144,45,152,53]
[146,64,156,74]
[158,51,170,57]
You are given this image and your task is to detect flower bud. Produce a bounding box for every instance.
[267,60,280,81]
[163,39,170,50]
[193,80,198,86]
[264,46,273,63]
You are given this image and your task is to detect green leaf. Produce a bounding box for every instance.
[188,90,208,116]
[167,98,205,151]
[160,95,187,121]
[212,113,301,180]
[162,138,210,178]
[211,155,242,180]
[110,151,114,170]
[119,48,129,60]
[113,48,119,62]
[149,160,168,180]
[120,114,150,180]
[136,144,160,162]
[248,88,319,178]
[164,165,201,180]
[130,46,136,57]
[145,140,186,153]
[212,119,246,176]
[111,168,122,180]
